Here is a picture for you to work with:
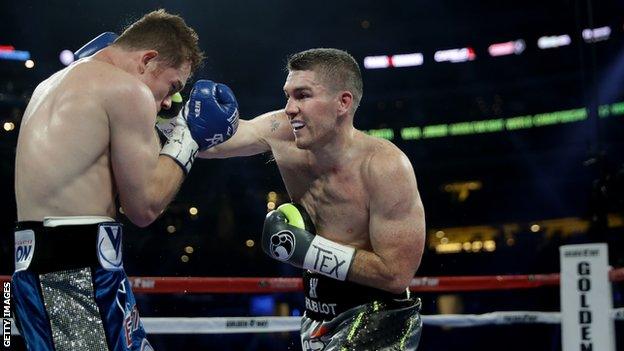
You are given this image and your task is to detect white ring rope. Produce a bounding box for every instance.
[10,308,623,335]
[143,307,624,334]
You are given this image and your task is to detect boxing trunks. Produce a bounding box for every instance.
[301,271,422,351]
[11,216,152,351]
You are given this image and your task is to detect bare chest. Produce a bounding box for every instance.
[277,153,371,248]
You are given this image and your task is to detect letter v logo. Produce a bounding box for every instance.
[98,223,123,270]
[104,226,122,257]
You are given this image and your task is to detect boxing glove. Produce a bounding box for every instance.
[262,203,355,281]
[156,92,184,139]
[159,108,198,175]
[74,32,118,60]
[159,79,240,172]
[157,92,184,120]
[186,80,239,150]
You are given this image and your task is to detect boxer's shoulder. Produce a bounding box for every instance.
[69,59,152,101]
[76,61,156,122]
[359,132,414,188]
[358,131,405,165]
[44,61,155,128]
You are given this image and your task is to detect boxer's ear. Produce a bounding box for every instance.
[336,91,353,116]
[139,50,159,74]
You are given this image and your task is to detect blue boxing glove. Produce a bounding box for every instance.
[159,80,239,173]
[262,203,356,281]
[74,32,118,60]
[186,80,239,150]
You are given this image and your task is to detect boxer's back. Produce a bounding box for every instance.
[15,60,117,221]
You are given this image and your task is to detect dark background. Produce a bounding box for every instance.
[0,0,623,350]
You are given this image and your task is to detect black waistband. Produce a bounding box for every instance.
[303,271,408,321]
[15,221,120,273]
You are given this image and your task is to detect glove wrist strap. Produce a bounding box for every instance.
[160,127,198,175]
[302,236,355,281]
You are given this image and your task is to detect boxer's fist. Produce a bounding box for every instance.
[186,80,239,150]
[262,205,314,266]
[261,203,354,281]
[158,111,198,175]
[156,93,185,140]
[158,92,184,120]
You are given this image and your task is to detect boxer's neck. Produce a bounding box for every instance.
[92,47,145,76]
[307,125,359,172]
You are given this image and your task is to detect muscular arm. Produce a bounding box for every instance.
[348,150,426,294]
[198,110,291,158]
[108,82,184,227]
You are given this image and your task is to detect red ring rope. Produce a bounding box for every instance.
[2,267,623,294]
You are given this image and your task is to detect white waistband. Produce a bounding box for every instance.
[43,216,115,227]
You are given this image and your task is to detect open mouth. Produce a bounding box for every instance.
[291,120,306,131]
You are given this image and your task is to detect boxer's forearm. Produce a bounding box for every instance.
[198,139,267,159]
[149,155,185,213]
[198,119,270,159]
[347,249,415,294]
[123,156,184,227]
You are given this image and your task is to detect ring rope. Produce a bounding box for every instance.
[5,268,623,335]
[1,268,623,293]
[9,308,624,335]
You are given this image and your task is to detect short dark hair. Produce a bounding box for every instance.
[287,48,363,112]
[114,9,204,74]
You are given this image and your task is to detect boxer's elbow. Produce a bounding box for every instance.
[383,259,418,294]
[387,275,413,294]
[373,266,412,294]
[123,206,159,228]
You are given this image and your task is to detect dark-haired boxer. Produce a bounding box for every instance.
[13,10,238,351]
[201,48,424,350]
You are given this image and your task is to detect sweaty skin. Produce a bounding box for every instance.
[16,47,190,227]
[200,70,425,294]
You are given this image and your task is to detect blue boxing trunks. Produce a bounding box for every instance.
[12,216,152,351]
[301,271,422,351]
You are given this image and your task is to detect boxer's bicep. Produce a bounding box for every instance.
[198,110,290,158]
[368,151,425,281]
[108,86,161,224]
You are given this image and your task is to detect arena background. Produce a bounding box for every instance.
[0,0,623,350]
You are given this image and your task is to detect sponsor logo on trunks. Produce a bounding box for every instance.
[116,279,147,349]
[97,224,123,270]
[269,230,296,261]
[309,278,318,299]
[302,338,325,351]
[14,230,35,272]
[124,305,141,349]
[140,339,154,351]
[305,297,337,317]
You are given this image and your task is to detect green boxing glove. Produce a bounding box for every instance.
[156,92,185,139]
[158,92,184,120]
[261,203,355,281]
[155,92,198,174]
